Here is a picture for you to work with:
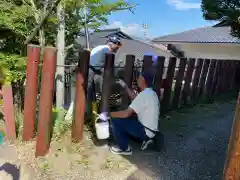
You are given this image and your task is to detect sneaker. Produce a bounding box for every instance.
[141,139,154,150]
[110,146,132,155]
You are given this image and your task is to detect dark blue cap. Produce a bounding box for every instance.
[141,71,155,87]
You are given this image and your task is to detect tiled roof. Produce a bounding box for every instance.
[75,29,172,63]
[152,26,240,44]
[115,38,171,61]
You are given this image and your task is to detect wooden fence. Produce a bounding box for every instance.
[0,45,238,158]
[64,54,238,113]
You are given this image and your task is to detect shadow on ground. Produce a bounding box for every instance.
[0,163,20,180]
[120,99,236,180]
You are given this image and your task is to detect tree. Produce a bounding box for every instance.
[201,0,240,37]
[0,0,135,107]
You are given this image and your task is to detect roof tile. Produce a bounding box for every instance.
[152,26,240,44]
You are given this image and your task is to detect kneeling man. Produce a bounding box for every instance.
[109,72,160,155]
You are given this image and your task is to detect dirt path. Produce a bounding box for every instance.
[127,100,236,180]
[0,99,236,180]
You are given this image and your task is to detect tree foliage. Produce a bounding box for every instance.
[0,53,26,84]
[201,0,240,37]
[0,0,134,83]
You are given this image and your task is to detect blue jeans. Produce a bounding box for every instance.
[111,116,149,150]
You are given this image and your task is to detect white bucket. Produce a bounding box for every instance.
[95,121,110,140]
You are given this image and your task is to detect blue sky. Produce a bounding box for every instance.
[103,0,216,38]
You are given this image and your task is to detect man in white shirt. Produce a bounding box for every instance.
[87,35,122,96]
[65,36,121,121]
[109,72,160,155]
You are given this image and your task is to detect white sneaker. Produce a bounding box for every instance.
[141,139,154,150]
[110,146,132,155]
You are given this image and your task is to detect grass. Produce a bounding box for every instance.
[15,107,24,137]
[0,105,71,140]
[51,107,71,140]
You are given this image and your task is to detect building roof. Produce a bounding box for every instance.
[75,29,172,63]
[152,25,240,44]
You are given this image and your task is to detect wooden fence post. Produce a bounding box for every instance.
[220,60,228,92]
[223,61,231,91]
[35,47,57,157]
[205,59,216,101]
[211,60,221,95]
[215,60,224,94]
[72,50,90,142]
[142,55,153,73]
[172,58,187,109]
[153,56,165,98]
[190,59,204,103]
[2,85,16,140]
[198,59,210,98]
[100,53,115,114]
[161,57,177,114]
[222,91,240,179]
[230,60,237,90]
[182,58,195,105]
[122,55,135,108]
[23,45,40,141]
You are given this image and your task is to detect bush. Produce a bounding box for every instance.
[0,53,26,84]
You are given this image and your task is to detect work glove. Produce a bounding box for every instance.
[116,79,127,88]
[97,112,110,121]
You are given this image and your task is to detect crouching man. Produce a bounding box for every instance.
[109,72,160,155]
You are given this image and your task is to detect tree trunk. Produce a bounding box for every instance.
[56,2,65,107]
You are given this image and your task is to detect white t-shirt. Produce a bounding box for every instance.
[129,88,160,138]
[90,45,111,70]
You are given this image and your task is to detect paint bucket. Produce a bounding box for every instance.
[95,121,110,140]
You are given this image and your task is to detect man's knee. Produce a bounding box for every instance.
[111,117,123,128]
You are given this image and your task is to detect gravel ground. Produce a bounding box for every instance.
[126,100,236,180]
[0,99,236,180]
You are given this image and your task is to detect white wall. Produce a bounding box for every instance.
[174,43,240,60]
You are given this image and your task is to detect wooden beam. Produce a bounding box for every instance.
[223,91,240,179]
[35,46,57,157]
[23,45,41,141]
[72,50,90,142]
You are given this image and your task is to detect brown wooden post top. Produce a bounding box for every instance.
[35,46,57,157]
[223,91,240,180]
[100,53,115,114]
[23,44,40,141]
[72,50,90,142]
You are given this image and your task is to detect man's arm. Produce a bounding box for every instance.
[117,79,137,100]
[125,86,137,100]
[110,107,135,118]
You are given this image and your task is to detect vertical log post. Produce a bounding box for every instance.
[2,85,16,140]
[35,47,57,157]
[220,60,228,92]
[190,59,204,103]
[211,60,221,95]
[72,50,90,142]
[205,59,216,101]
[23,45,40,141]
[153,56,165,98]
[142,55,153,74]
[161,57,177,114]
[100,53,115,114]
[198,59,210,98]
[122,55,135,108]
[224,60,232,91]
[215,61,224,94]
[223,91,240,179]
[182,58,195,105]
[172,58,187,109]
[230,60,237,90]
